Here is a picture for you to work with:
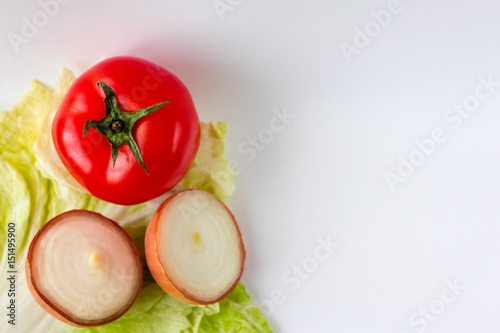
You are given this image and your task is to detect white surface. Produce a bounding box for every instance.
[1,1,500,332]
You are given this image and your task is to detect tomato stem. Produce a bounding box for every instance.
[83,81,169,175]
[111,120,124,132]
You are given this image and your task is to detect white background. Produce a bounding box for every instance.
[1,1,500,332]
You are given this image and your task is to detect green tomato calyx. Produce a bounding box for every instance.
[83,81,169,175]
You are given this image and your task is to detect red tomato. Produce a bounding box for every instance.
[53,56,200,205]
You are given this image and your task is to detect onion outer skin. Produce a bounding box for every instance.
[145,189,246,305]
[25,210,143,327]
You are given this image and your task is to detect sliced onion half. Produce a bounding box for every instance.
[26,210,143,327]
[145,190,245,304]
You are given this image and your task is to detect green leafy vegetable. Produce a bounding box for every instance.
[66,284,271,333]
[0,68,271,333]
[34,67,86,193]
[194,284,272,333]
[182,121,235,202]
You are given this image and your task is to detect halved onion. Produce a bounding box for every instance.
[26,210,143,327]
[145,190,245,304]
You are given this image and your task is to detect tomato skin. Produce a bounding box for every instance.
[53,56,200,205]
